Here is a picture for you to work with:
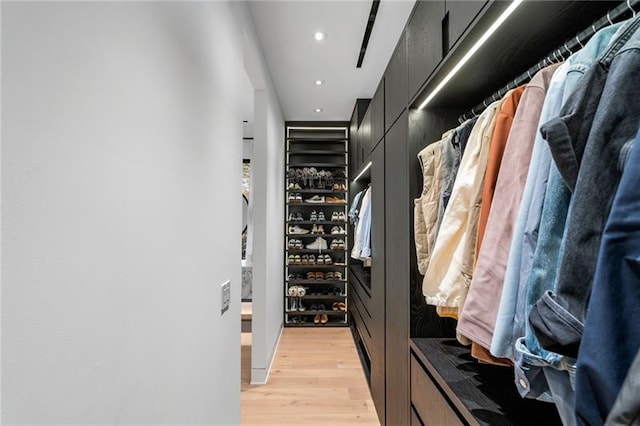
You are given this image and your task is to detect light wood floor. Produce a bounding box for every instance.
[241,328,380,426]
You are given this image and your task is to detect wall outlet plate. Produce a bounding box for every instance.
[221,281,231,315]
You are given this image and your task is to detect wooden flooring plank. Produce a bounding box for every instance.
[241,328,380,425]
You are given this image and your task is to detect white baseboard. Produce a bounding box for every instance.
[250,322,283,385]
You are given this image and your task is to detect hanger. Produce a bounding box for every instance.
[628,0,636,17]
[607,10,614,25]
[575,35,584,49]
[564,41,573,55]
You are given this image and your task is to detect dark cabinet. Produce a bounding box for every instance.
[445,0,488,53]
[371,80,385,150]
[407,0,445,101]
[384,32,408,132]
[384,111,410,425]
[358,108,372,167]
[370,140,386,424]
[350,108,359,173]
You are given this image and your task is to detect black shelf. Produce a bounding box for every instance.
[410,339,562,425]
[286,295,347,299]
[287,221,348,225]
[288,150,347,155]
[284,123,349,328]
[287,202,348,206]
[288,163,348,167]
[285,249,346,253]
[286,189,347,194]
[286,264,347,268]
[287,138,348,142]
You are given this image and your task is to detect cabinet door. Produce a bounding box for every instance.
[445,0,487,53]
[359,108,372,167]
[407,0,445,101]
[370,140,386,424]
[385,32,408,132]
[371,80,385,150]
[385,111,410,425]
[350,110,360,173]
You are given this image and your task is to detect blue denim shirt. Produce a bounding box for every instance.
[490,62,568,362]
[509,22,624,415]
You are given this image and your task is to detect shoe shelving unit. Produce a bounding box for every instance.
[285,123,349,327]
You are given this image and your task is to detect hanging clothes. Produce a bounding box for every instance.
[423,99,501,319]
[351,187,371,260]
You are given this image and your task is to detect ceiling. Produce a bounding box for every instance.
[248,0,416,122]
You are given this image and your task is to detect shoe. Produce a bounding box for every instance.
[298,301,306,312]
[321,314,328,324]
[288,193,297,203]
[332,287,343,296]
[305,195,325,203]
[289,225,310,235]
[323,254,333,265]
[326,272,334,280]
[306,237,328,250]
[338,212,347,222]
[330,239,340,250]
[332,302,340,311]
[288,286,297,297]
[290,298,298,311]
[294,183,302,190]
[296,193,303,202]
[316,225,325,234]
[317,255,324,265]
[287,255,295,265]
[289,212,303,222]
[332,183,342,191]
[326,196,346,204]
[310,211,318,222]
[308,254,316,265]
[338,302,346,311]
[331,226,345,234]
[294,255,302,264]
[318,211,326,221]
[306,272,316,280]
[288,212,297,221]
[287,182,297,190]
[334,271,343,280]
[317,303,326,312]
[301,254,309,265]
[315,272,325,280]
[331,212,339,221]
[314,314,321,324]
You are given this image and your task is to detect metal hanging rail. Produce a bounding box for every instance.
[458,0,639,123]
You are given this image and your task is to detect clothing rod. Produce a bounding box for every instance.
[458,0,639,124]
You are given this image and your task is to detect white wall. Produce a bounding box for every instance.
[2,2,252,424]
[239,4,286,384]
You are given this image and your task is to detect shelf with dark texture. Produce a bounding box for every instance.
[285,248,346,253]
[288,163,348,167]
[286,264,347,268]
[287,221,348,225]
[286,233,347,238]
[284,322,348,327]
[287,190,348,194]
[288,150,348,155]
[285,310,347,315]
[287,202,348,206]
[286,279,347,284]
[410,338,562,426]
[286,295,347,299]
[287,138,348,142]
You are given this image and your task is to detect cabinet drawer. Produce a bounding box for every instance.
[410,355,463,426]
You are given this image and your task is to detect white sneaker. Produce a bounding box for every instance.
[306,237,328,250]
[338,212,347,222]
[305,195,325,203]
[289,225,310,235]
[331,226,346,234]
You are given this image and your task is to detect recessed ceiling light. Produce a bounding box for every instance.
[314,31,327,41]
[314,108,323,113]
[314,80,325,86]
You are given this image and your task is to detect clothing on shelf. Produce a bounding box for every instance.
[348,189,366,225]
[351,186,371,261]
[412,13,640,425]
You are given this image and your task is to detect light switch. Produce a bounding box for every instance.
[221,281,230,315]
